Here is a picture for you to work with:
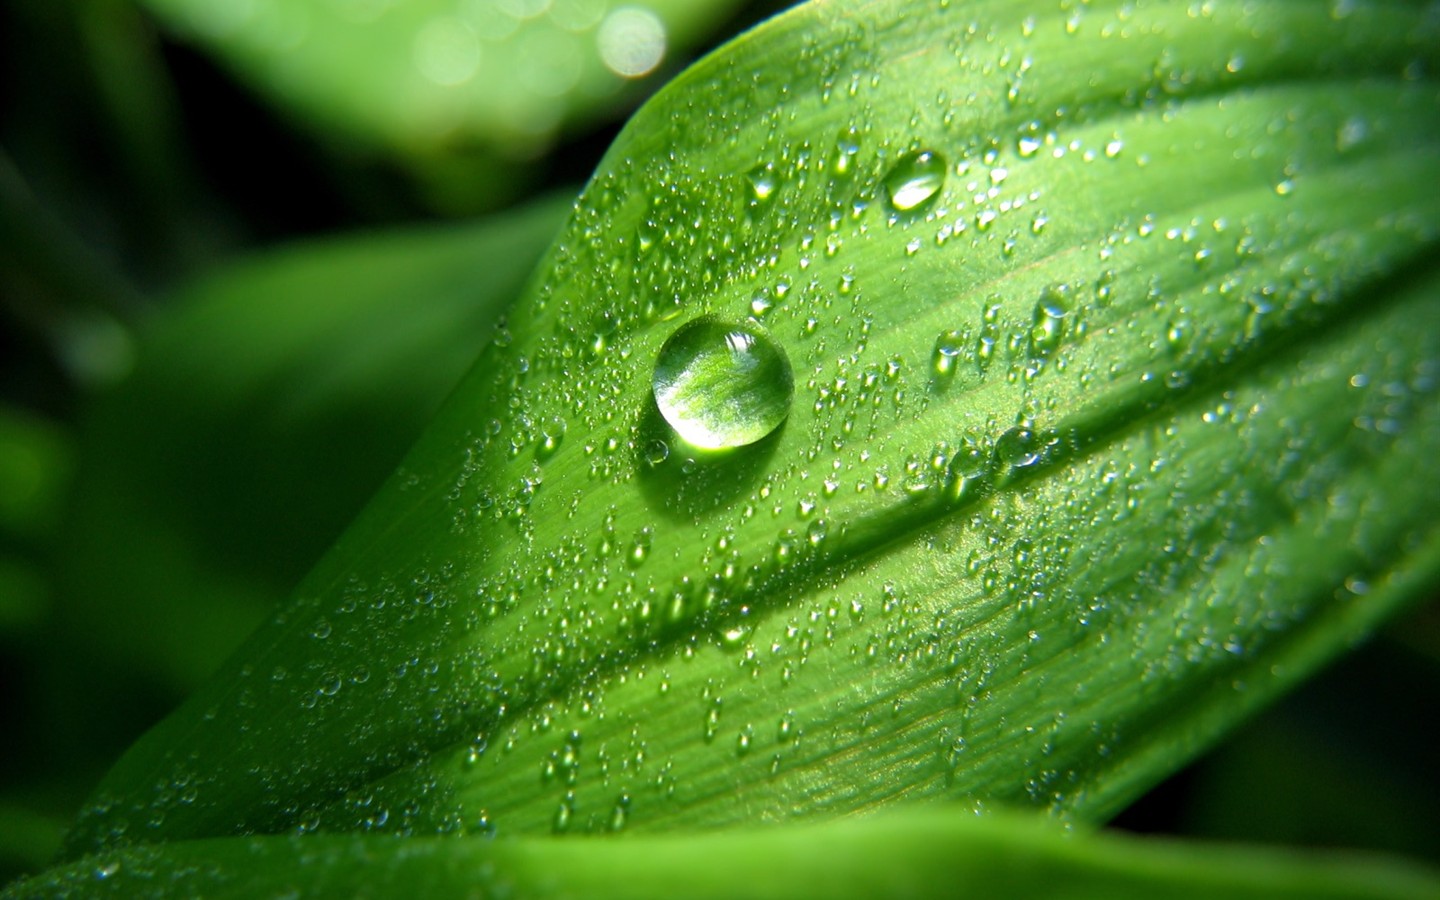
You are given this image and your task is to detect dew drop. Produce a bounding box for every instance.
[944,438,990,503]
[720,622,751,647]
[609,793,631,832]
[653,317,794,450]
[629,528,652,567]
[778,711,797,741]
[552,792,574,833]
[995,426,1042,470]
[536,415,566,459]
[931,330,966,383]
[704,700,722,742]
[882,149,947,212]
[833,136,860,176]
[746,164,778,203]
[805,518,829,546]
[643,439,670,467]
[1030,285,1072,356]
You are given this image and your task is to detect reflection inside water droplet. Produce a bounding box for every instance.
[652,317,794,450]
[883,149,947,212]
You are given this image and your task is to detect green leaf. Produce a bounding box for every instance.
[55,196,568,689]
[0,406,70,547]
[0,801,66,884]
[0,407,70,637]
[13,810,1440,899]
[61,0,1440,859]
[131,0,751,164]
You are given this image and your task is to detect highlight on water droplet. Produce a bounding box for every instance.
[652,317,794,450]
[883,149,947,213]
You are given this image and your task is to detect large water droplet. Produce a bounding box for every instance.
[883,149,947,212]
[653,317,794,450]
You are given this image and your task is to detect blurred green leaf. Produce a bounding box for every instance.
[132,0,754,207]
[0,407,71,545]
[0,406,69,636]
[55,196,569,689]
[1176,633,1440,859]
[0,1,225,287]
[0,802,66,886]
[55,0,1440,861]
[11,809,1440,900]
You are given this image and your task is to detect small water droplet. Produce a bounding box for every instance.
[932,331,966,384]
[746,163,777,203]
[882,149,947,212]
[536,415,566,459]
[653,317,794,450]
[1030,285,1072,356]
[995,426,1042,470]
[643,439,670,467]
[473,812,496,839]
[629,528,652,567]
[552,792,574,833]
[833,136,860,176]
[806,518,829,545]
[720,622,751,647]
[704,699,723,742]
[609,793,631,831]
[945,437,990,503]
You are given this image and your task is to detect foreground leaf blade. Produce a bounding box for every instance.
[16,811,1440,900]
[63,0,1440,854]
